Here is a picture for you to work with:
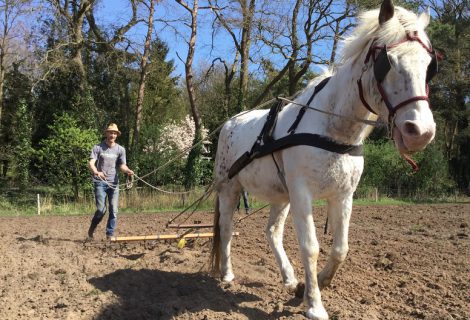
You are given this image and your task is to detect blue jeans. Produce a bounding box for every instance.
[237,190,249,211]
[90,181,119,236]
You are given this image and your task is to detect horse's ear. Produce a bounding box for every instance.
[379,0,395,25]
[418,7,431,28]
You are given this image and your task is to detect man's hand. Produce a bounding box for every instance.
[95,171,106,179]
[126,169,134,176]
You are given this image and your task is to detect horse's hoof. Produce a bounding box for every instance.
[306,306,328,320]
[295,282,305,299]
[284,280,299,294]
[318,277,331,290]
[222,273,235,282]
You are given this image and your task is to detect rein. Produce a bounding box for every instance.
[278,96,386,128]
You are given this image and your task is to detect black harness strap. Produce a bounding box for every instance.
[288,77,331,134]
[228,133,363,179]
[260,99,284,144]
[227,76,362,180]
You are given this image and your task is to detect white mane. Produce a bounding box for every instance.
[340,7,431,64]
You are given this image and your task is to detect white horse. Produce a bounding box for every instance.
[210,1,437,319]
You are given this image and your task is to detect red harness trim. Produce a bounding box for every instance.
[357,32,435,172]
[358,31,434,120]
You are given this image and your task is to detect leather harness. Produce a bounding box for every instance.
[228,31,439,179]
[228,77,363,179]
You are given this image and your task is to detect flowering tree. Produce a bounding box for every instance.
[140,115,211,186]
[148,114,209,158]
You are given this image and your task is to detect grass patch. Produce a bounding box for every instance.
[0,186,468,217]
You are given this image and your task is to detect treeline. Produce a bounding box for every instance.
[0,0,468,201]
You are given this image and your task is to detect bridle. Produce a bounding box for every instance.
[357,31,439,124]
[357,31,440,172]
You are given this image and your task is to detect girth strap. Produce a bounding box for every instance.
[228,133,363,179]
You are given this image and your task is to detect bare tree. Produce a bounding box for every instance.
[44,0,139,82]
[0,0,34,126]
[175,0,201,132]
[209,0,256,112]
[132,0,156,150]
[46,0,94,78]
[252,0,355,106]
[174,0,204,188]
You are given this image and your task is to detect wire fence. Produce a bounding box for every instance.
[354,185,466,202]
[0,184,468,216]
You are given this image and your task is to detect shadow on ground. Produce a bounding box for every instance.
[89,269,270,320]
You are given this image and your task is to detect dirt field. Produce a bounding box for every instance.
[0,203,469,320]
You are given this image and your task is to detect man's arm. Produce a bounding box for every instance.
[88,158,106,179]
[119,164,134,176]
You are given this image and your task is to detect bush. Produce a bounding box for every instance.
[34,114,97,199]
[360,139,455,198]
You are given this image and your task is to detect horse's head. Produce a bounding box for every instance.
[351,0,438,157]
[372,0,437,155]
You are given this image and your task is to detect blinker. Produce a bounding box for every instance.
[374,46,439,84]
[373,46,391,83]
[426,50,438,83]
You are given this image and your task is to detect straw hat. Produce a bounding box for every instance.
[104,123,121,136]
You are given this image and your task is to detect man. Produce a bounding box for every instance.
[87,123,134,240]
[237,190,250,214]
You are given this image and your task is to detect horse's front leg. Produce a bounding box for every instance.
[289,187,328,320]
[318,195,352,289]
[265,202,298,293]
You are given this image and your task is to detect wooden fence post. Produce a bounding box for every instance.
[37,194,40,215]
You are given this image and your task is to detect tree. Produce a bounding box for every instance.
[134,38,184,182]
[12,99,32,189]
[1,62,32,179]
[426,0,469,188]
[35,114,97,199]
[209,0,256,112]
[45,0,94,79]
[175,0,206,189]
[132,0,156,150]
[254,0,356,104]
[0,0,34,128]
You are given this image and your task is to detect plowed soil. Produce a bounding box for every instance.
[0,203,469,319]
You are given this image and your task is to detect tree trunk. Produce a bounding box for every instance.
[236,0,255,112]
[176,0,203,189]
[0,66,4,127]
[69,0,93,79]
[132,0,156,149]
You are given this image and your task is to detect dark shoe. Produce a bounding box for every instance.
[106,235,113,241]
[245,209,250,215]
[87,226,95,239]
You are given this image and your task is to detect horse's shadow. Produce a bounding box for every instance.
[88,269,271,320]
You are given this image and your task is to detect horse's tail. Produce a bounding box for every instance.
[210,194,221,275]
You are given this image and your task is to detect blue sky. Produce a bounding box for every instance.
[97,0,235,78]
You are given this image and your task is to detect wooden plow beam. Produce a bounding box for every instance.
[166,223,213,229]
[109,232,239,242]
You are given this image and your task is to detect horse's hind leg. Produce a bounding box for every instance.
[218,184,241,282]
[318,194,352,289]
[266,203,298,292]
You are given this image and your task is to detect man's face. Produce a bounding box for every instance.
[105,131,119,143]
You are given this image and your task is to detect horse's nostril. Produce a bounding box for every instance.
[404,122,420,136]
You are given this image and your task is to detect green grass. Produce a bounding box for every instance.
[0,188,468,217]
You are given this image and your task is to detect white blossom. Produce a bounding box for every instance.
[145,115,210,158]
